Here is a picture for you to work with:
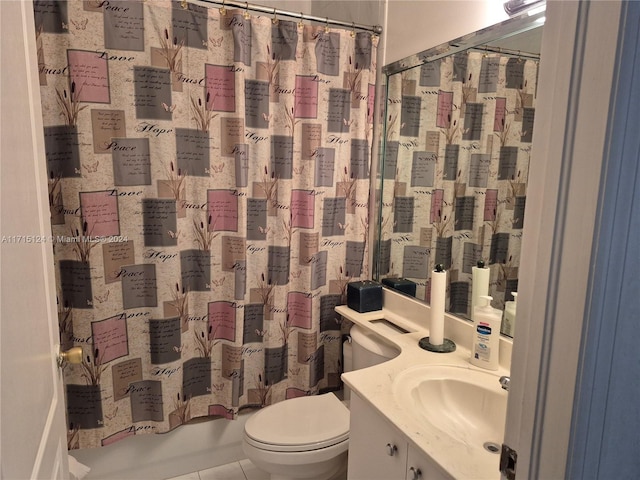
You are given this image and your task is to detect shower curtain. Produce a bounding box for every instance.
[34,0,376,449]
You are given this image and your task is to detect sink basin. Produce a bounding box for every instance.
[392,365,508,448]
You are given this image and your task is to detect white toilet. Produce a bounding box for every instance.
[242,325,399,480]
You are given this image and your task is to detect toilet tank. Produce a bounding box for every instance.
[346,325,400,372]
[341,325,399,402]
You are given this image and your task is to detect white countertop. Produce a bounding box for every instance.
[337,299,511,480]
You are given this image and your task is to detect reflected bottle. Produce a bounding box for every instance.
[502,292,518,337]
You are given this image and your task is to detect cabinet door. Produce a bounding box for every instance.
[348,394,407,480]
[406,444,452,480]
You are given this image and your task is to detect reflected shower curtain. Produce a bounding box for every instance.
[35,0,376,449]
[381,51,538,316]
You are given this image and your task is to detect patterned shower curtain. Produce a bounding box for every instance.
[380,51,538,318]
[34,0,376,449]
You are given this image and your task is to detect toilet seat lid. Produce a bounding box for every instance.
[244,393,349,452]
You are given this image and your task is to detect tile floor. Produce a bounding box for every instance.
[165,459,269,480]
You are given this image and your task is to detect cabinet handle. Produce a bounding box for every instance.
[409,466,422,480]
[386,443,397,456]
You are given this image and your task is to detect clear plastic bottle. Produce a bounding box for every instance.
[470,295,501,370]
[502,292,518,337]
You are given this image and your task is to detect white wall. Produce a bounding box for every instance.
[309,0,385,28]
[384,0,509,65]
[247,0,385,30]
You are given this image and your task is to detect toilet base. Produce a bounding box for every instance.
[267,460,347,480]
[244,441,347,480]
[328,460,348,480]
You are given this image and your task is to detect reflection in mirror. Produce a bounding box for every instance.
[375,14,544,338]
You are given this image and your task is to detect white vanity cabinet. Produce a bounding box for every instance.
[406,444,450,480]
[347,393,451,480]
[347,393,406,479]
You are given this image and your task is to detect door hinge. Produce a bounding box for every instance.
[500,444,517,480]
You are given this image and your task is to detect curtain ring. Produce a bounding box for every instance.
[298,12,304,30]
[219,0,226,16]
[180,0,187,9]
[243,1,250,19]
[350,21,356,38]
[324,17,330,33]
[272,8,278,25]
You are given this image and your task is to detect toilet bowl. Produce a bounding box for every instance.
[243,393,349,480]
[242,325,399,480]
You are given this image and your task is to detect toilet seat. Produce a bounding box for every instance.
[244,393,349,452]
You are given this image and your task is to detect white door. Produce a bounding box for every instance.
[0,1,69,479]
[504,1,622,478]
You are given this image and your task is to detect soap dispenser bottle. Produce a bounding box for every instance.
[471,295,501,370]
[502,292,518,337]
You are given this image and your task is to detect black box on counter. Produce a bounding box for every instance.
[347,281,383,313]
[381,277,417,297]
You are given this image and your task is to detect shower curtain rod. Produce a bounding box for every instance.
[183,0,383,35]
[472,45,540,60]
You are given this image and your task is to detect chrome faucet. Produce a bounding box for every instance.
[499,376,511,391]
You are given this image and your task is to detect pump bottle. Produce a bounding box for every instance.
[470,295,501,370]
[502,292,518,337]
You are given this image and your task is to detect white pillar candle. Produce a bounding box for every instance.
[471,262,490,321]
[430,267,447,346]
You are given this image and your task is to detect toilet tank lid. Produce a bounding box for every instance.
[245,393,349,449]
[350,324,400,359]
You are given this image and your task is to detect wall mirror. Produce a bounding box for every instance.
[374,10,545,338]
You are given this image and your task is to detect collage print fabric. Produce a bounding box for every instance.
[35,0,376,449]
[380,51,538,324]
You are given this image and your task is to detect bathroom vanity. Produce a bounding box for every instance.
[349,393,446,480]
[338,289,512,480]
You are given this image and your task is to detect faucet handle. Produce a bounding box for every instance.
[499,376,511,391]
